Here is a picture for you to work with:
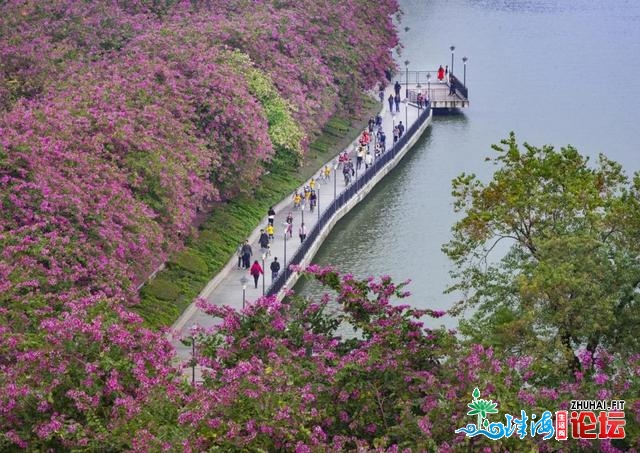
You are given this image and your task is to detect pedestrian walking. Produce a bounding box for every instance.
[388,94,394,112]
[266,223,275,241]
[236,242,243,269]
[259,229,270,253]
[394,80,401,96]
[309,190,317,212]
[393,126,399,144]
[394,94,400,112]
[270,257,281,283]
[285,211,294,238]
[356,145,365,170]
[364,151,373,169]
[398,121,405,137]
[267,206,276,226]
[343,161,352,185]
[250,260,263,289]
[375,142,383,158]
[360,130,370,149]
[379,130,386,151]
[299,223,307,243]
[437,65,445,82]
[241,240,252,269]
[449,75,456,96]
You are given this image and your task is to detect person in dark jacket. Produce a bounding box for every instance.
[267,206,276,226]
[259,229,270,253]
[299,223,307,243]
[270,257,281,283]
[241,240,252,269]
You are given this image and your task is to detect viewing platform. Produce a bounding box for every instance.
[400,70,469,110]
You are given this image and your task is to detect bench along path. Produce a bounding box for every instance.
[171,84,427,375]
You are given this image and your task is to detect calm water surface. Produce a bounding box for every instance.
[297,0,640,328]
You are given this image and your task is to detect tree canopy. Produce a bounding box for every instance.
[443,133,640,382]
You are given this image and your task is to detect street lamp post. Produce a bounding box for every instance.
[333,161,338,201]
[355,157,358,192]
[427,72,431,104]
[261,253,266,296]
[405,98,408,129]
[317,188,320,221]
[283,232,287,281]
[373,130,377,156]
[450,45,455,75]
[240,275,248,309]
[462,56,468,86]
[392,117,395,153]
[191,334,196,386]
[404,60,410,99]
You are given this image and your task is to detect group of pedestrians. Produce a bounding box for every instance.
[236,205,283,290]
[393,121,405,144]
[235,81,402,296]
[247,256,280,290]
[437,65,457,96]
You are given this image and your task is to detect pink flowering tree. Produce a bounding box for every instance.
[141,267,638,451]
[1,0,406,449]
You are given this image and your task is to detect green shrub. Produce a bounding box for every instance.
[142,278,180,302]
[170,250,208,275]
[323,117,350,137]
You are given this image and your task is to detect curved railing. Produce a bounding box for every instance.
[266,102,431,297]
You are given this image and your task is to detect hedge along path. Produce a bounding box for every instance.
[136,98,380,330]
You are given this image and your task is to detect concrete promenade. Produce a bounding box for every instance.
[171,82,431,367]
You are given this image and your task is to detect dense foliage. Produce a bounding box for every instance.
[173,267,638,451]
[1,0,638,450]
[444,133,640,382]
[0,0,401,448]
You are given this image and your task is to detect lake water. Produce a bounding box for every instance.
[296,0,640,329]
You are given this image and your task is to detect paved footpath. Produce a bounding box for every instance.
[172,83,424,368]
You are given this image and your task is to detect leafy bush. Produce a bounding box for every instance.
[170,251,208,276]
[142,278,181,302]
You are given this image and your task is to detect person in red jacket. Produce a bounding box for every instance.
[250,260,263,289]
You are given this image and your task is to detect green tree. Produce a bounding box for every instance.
[443,133,640,381]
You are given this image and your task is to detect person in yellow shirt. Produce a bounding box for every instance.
[293,191,301,208]
[266,223,275,241]
[323,165,331,180]
[309,178,316,190]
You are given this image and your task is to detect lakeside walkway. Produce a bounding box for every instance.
[171,82,433,368]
